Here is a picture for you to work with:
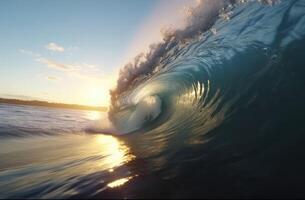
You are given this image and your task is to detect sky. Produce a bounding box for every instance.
[0,0,195,107]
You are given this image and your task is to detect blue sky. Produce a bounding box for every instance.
[0,0,194,106]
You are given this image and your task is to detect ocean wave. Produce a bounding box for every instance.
[108,0,305,139]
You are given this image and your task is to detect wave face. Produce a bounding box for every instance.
[109,0,305,176]
[109,0,305,136]
[106,1,305,194]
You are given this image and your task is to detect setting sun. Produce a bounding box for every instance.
[79,74,116,107]
[84,86,110,107]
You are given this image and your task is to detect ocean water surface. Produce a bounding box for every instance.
[0,104,136,199]
[1,0,305,198]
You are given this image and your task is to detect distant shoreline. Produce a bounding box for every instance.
[0,98,107,112]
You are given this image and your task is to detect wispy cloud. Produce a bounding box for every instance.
[19,48,114,85]
[46,76,60,81]
[20,48,82,72]
[45,42,65,52]
[81,62,98,69]
[36,57,80,71]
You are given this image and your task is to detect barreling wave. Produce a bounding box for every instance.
[108,0,305,137]
[1,1,305,198]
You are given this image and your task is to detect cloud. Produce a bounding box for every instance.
[19,48,113,84]
[20,48,83,72]
[46,76,60,81]
[82,62,96,69]
[36,58,111,83]
[36,58,80,71]
[45,42,65,52]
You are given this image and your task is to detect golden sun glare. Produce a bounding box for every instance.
[84,86,110,107]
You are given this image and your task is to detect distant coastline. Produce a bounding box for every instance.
[0,98,107,112]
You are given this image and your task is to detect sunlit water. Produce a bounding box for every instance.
[0,104,136,199]
[2,0,305,198]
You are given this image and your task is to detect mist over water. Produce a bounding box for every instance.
[1,0,305,198]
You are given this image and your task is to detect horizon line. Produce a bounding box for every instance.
[0,97,108,112]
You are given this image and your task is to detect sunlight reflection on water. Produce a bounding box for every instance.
[107,176,135,188]
[0,133,136,198]
[85,110,103,120]
[94,134,135,171]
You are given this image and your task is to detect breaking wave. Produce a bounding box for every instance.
[108,0,305,137]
